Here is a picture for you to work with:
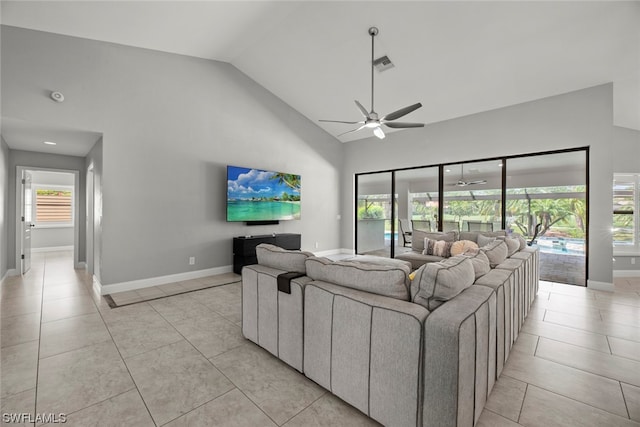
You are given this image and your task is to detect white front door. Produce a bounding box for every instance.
[22,170,33,274]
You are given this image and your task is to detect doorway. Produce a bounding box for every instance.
[16,167,81,273]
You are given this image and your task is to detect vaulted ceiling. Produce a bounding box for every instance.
[2,1,639,146]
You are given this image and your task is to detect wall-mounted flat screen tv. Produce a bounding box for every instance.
[227,165,301,222]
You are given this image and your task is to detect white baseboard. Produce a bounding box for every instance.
[0,268,20,283]
[587,279,615,292]
[92,275,102,296]
[613,270,640,278]
[97,265,234,295]
[32,245,73,253]
[314,248,355,257]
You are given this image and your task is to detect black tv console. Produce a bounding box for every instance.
[232,233,301,274]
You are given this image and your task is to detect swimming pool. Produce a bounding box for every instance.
[533,236,585,256]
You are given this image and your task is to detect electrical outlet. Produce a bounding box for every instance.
[315,242,319,249]
[189,256,195,265]
[632,257,636,265]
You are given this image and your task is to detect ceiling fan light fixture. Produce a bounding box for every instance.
[373,127,385,139]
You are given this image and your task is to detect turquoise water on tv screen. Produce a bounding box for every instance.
[227,200,301,222]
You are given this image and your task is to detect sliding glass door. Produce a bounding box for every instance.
[354,148,588,285]
[395,167,439,252]
[505,151,587,285]
[356,172,392,257]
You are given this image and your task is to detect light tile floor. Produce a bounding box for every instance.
[1,250,640,426]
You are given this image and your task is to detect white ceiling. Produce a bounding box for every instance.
[1,117,101,157]
[1,1,639,146]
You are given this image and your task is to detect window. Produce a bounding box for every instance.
[613,174,639,250]
[34,186,74,226]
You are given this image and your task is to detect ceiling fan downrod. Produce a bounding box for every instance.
[369,26,378,114]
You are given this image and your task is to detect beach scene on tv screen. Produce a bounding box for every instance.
[227,166,301,221]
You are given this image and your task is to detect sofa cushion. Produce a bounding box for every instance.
[411,230,458,253]
[498,236,520,257]
[481,240,508,268]
[450,239,479,256]
[463,249,491,279]
[305,256,411,301]
[256,243,314,274]
[395,252,444,270]
[411,255,475,310]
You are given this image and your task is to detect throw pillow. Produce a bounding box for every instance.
[512,233,527,251]
[255,243,314,274]
[450,239,479,256]
[477,234,496,247]
[497,236,520,257]
[463,249,491,279]
[411,255,475,311]
[480,240,508,268]
[422,237,453,257]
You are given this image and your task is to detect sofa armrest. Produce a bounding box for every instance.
[422,285,496,427]
[242,264,311,372]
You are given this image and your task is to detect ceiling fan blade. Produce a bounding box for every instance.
[467,180,487,185]
[383,122,425,129]
[337,125,366,137]
[354,100,370,118]
[382,102,422,121]
[319,119,363,124]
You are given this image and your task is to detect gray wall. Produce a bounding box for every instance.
[1,26,342,285]
[342,85,615,285]
[6,150,86,269]
[0,136,9,278]
[613,127,640,173]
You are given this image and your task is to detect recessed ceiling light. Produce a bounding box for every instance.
[498,163,503,167]
[445,169,451,173]
[43,141,57,145]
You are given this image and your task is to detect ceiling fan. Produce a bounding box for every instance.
[449,165,487,187]
[319,27,424,140]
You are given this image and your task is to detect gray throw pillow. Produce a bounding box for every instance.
[480,240,508,268]
[411,255,475,311]
[498,236,520,257]
[255,243,314,274]
[477,234,496,247]
[511,233,527,251]
[463,249,491,279]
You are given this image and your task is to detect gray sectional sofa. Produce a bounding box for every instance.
[242,239,539,427]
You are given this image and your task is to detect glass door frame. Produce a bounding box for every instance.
[355,147,589,282]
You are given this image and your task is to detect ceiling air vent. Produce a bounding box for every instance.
[373,55,394,72]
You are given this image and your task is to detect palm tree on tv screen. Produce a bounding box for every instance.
[271,173,300,191]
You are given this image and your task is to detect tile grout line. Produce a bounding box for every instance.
[32,254,48,421]
[145,298,281,426]
[618,381,633,420]
[87,294,159,425]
